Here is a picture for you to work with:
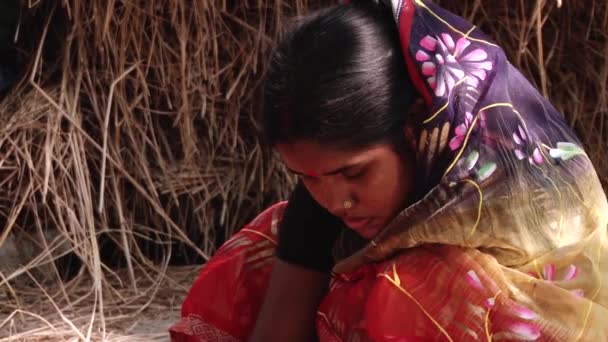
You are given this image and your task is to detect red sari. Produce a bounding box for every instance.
[170,203,560,341]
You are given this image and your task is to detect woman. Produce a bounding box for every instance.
[171,0,608,341]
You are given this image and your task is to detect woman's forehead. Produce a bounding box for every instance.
[276,140,392,175]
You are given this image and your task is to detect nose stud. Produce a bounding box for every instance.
[343,200,352,209]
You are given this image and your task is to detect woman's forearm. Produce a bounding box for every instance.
[248,259,330,342]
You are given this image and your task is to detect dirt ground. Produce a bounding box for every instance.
[0,265,199,341]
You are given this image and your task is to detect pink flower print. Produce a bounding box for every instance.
[513,125,544,165]
[571,289,585,298]
[465,270,541,340]
[540,263,578,282]
[535,264,584,297]
[508,323,542,340]
[466,269,484,290]
[490,303,541,340]
[450,111,472,151]
[416,34,493,97]
[449,111,487,151]
[562,265,579,281]
[511,303,539,321]
[543,263,556,281]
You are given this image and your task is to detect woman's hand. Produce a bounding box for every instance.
[249,259,330,342]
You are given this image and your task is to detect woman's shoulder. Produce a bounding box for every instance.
[277,181,344,271]
[234,181,344,272]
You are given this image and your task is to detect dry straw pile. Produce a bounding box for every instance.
[0,0,606,340]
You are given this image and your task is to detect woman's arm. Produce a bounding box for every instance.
[249,260,330,342]
[249,182,342,341]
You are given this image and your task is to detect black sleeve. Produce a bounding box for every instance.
[276,181,344,272]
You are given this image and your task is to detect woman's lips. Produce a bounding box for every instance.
[343,217,382,239]
[343,217,372,231]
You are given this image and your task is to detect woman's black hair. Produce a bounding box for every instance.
[262,1,417,150]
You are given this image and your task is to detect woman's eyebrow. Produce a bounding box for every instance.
[286,163,361,177]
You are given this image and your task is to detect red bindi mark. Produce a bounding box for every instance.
[305,170,319,178]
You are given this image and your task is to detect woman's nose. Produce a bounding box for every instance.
[320,182,351,218]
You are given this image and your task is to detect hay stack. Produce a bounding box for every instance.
[0,0,321,339]
[0,0,606,340]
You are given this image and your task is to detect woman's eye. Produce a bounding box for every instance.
[343,169,364,180]
[301,175,317,182]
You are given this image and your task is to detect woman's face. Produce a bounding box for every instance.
[277,140,415,239]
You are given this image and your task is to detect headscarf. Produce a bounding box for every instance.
[331,0,608,340]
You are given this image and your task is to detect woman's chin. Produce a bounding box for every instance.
[351,225,381,240]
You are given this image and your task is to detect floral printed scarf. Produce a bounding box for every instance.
[332,0,608,340]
